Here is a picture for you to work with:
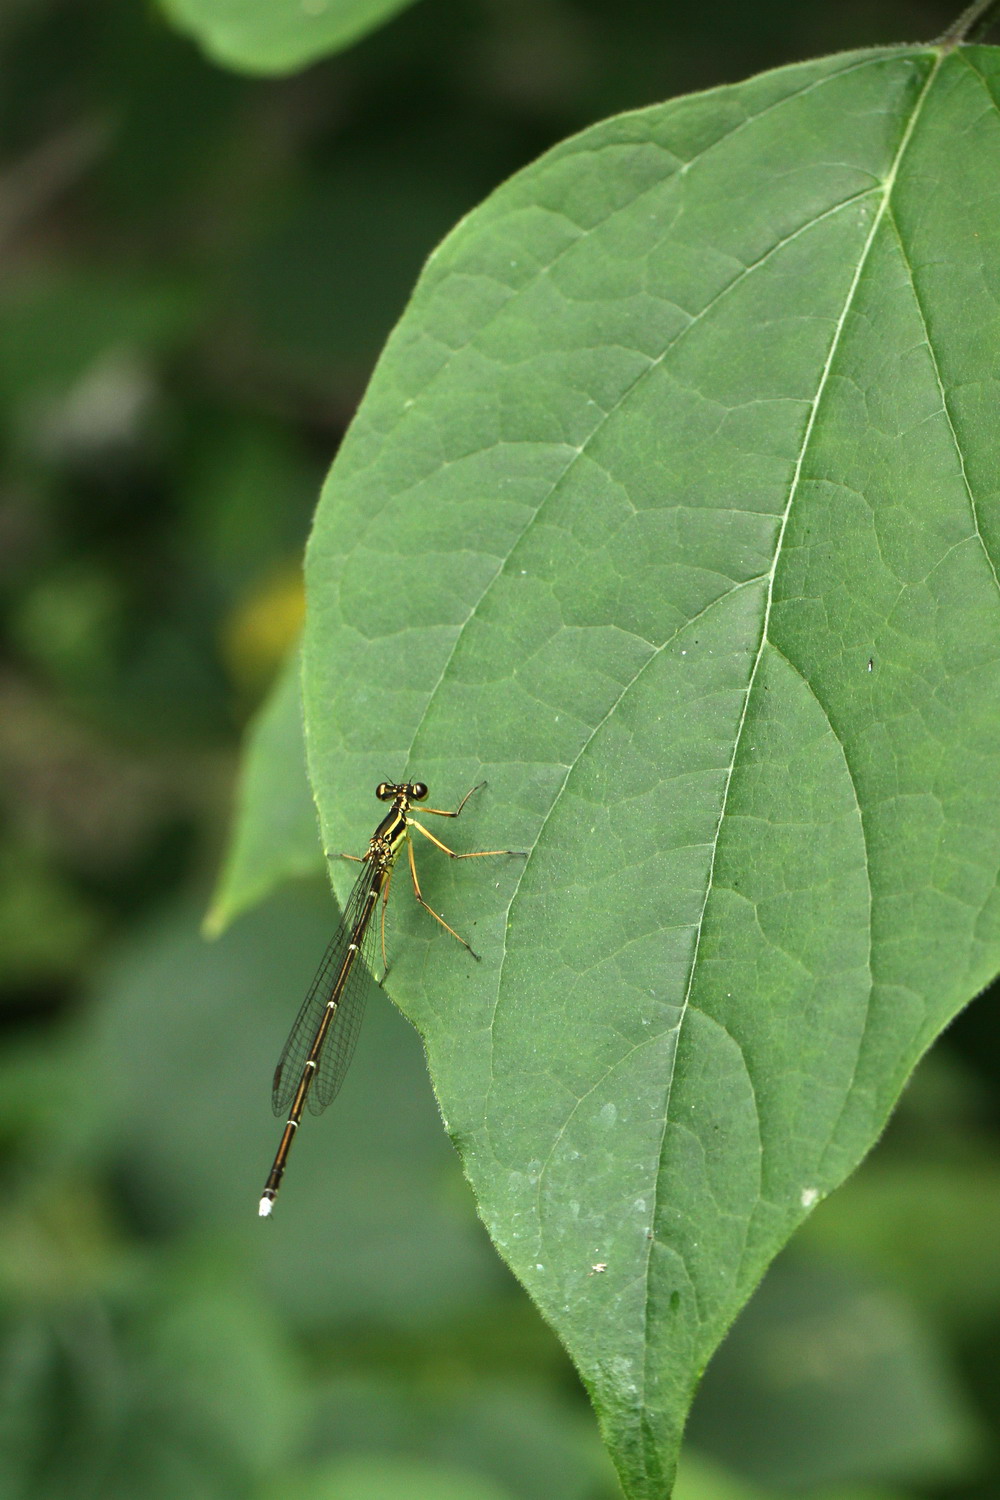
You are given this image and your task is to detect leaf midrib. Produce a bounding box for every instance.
[471,56,935,1209]
[631,46,945,1458]
[475,187,882,1147]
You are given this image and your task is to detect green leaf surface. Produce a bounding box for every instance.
[157,0,420,75]
[207,645,324,936]
[302,42,1000,1498]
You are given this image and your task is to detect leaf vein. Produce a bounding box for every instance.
[407,186,883,779]
[885,202,1000,596]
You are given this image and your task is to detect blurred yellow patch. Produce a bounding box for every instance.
[221,566,305,697]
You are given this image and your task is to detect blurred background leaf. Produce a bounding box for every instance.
[686,1258,978,1491]
[158,0,425,77]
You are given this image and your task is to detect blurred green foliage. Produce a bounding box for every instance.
[1,1,999,1498]
[158,0,425,77]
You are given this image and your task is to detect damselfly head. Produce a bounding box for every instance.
[376,781,427,801]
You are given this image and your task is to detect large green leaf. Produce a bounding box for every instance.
[301,40,1000,1498]
[157,0,420,75]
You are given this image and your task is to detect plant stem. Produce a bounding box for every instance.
[938,0,1000,46]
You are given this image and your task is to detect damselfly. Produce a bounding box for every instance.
[259,780,522,1217]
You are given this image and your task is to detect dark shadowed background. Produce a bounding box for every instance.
[1,3,998,1498]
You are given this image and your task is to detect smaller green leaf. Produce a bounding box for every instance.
[157,0,421,76]
[206,645,323,936]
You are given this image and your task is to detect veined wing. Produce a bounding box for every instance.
[271,859,383,1117]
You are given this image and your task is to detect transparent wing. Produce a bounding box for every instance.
[309,921,378,1113]
[271,861,383,1117]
